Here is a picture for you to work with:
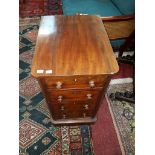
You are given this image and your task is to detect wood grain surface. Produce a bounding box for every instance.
[31,15,118,77]
[103,19,135,40]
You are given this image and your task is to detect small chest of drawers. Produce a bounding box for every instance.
[31,15,119,124]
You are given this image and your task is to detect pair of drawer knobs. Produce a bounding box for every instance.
[56,80,95,89]
[60,104,89,111]
[57,94,92,102]
[62,113,86,119]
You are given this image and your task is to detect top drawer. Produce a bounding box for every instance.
[40,75,110,89]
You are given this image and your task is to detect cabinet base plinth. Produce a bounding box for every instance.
[50,116,97,124]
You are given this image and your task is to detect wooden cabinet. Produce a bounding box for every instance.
[31,15,119,124]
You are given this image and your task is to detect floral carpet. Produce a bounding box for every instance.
[20,0,63,18]
[107,83,135,155]
[19,17,94,155]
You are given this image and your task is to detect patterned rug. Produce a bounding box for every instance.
[19,17,94,155]
[107,83,135,155]
[20,0,63,18]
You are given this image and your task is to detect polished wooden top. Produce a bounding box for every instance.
[31,15,119,77]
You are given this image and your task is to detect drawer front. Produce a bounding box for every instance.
[52,111,93,120]
[48,100,95,120]
[42,75,110,89]
[46,89,102,102]
[50,100,96,112]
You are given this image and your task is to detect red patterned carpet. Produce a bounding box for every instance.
[113,63,133,79]
[92,97,123,155]
[91,62,134,155]
[92,84,135,155]
[20,0,63,17]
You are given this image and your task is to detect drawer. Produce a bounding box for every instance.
[52,111,93,120]
[46,89,102,102]
[50,100,96,112]
[48,101,95,120]
[41,75,110,89]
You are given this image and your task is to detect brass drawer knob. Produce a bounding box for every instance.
[60,106,64,111]
[89,80,95,88]
[84,104,89,110]
[87,94,92,99]
[57,95,63,102]
[56,81,62,89]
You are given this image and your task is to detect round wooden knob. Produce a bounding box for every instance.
[84,104,89,110]
[87,94,92,99]
[60,106,64,111]
[56,81,62,89]
[57,96,63,102]
[89,80,95,88]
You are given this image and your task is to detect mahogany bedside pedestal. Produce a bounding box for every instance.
[31,15,119,124]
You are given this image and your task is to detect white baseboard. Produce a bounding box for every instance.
[110,78,133,85]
